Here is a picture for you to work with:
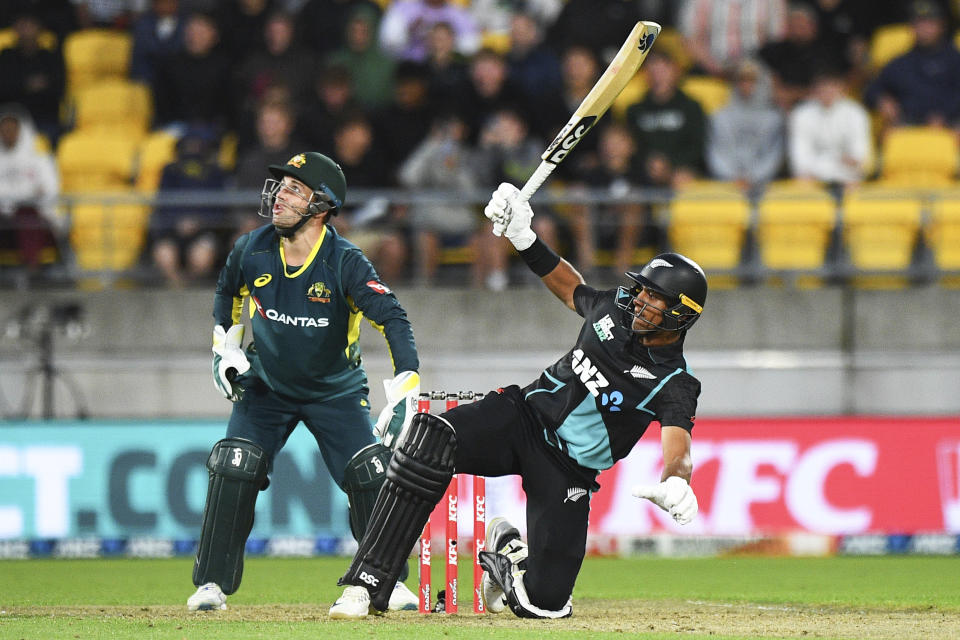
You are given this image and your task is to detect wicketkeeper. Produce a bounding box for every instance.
[187,152,422,612]
[329,182,705,619]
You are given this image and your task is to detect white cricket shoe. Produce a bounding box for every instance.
[187,582,227,611]
[481,571,507,613]
[329,585,374,619]
[388,581,419,611]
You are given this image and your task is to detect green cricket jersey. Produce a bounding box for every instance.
[213,223,418,401]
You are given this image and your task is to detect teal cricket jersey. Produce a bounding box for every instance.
[213,223,418,401]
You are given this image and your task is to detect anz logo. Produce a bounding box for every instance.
[571,348,609,397]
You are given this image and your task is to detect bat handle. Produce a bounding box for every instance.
[518,161,556,202]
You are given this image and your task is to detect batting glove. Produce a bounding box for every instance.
[212,324,250,402]
[374,370,420,448]
[632,476,698,525]
[483,183,536,250]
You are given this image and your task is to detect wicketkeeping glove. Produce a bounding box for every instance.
[483,182,536,251]
[373,370,420,448]
[632,476,698,525]
[212,324,250,402]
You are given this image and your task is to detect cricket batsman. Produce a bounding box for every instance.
[187,152,421,612]
[329,181,705,619]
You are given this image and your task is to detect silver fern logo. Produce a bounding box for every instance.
[564,487,588,503]
[625,365,657,380]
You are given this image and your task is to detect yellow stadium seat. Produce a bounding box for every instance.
[72,79,152,139]
[927,188,960,273]
[57,130,139,192]
[756,182,837,280]
[68,201,150,271]
[681,75,730,114]
[842,186,923,287]
[869,23,913,71]
[0,27,58,52]
[136,130,179,192]
[881,126,959,187]
[62,28,132,94]
[668,183,750,287]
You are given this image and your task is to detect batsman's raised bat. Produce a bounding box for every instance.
[516,21,661,204]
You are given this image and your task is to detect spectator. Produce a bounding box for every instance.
[566,121,651,280]
[0,106,61,279]
[330,113,407,283]
[154,12,233,131]
[233,11,315,134]
[625,50,707,188]
[397,112,504,289]
[130,0,186,85]
[297,64,362,153]
[788,66,871,194]
[467,0,562,48]
[546,0,641,63]
[506,12,563,112]
[215,0,274,61]
[298,0,381,56]
[758,3,844,110]
[325,5,396,111]
[373,61,435,180]
[423,21,471,107]
[379,0,480,63]
[0,12,65,143]
[864,0,960,133]
[539,44,600,147]
[474,106,559,255]
[706,58,785,192]
[150,127,229,287]
[0,1,77,43]
[803,0,873,89]
[679,0,787,76]
[457,48,520,143]
[232,99,304,236]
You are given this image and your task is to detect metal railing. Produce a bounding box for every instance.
[1,185,956,289]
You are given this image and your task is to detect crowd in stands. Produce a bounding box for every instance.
[1,0,960,290]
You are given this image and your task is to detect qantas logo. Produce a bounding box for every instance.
[367,280,391,295]
[251,296,329,327]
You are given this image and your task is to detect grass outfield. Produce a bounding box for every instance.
[2,555,959,639]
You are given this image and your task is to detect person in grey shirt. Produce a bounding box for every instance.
[705,58,784,194]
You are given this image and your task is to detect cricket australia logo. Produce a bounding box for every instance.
[593,314,616,341]
[287,153,306,168]
[564,487,588,503]
[306,281,331,302]
[625,365,657,380]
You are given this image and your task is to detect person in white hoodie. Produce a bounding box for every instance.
[787,66,871,195]
[0,104,60,275]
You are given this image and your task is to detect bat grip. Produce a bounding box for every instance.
[518,162,556,202]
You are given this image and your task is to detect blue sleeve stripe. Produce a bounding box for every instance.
[635,367,684,414]
[524,370,566,399]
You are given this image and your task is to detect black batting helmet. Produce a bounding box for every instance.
[617,253,707,332]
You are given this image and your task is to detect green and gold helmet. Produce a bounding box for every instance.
[268,152,346,212]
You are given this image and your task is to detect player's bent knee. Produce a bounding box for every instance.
[386,412,457,499]
[343,442,391,540]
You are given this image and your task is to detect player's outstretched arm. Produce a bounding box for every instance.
[484,183,585,311]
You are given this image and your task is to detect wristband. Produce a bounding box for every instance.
[519,237,561,277]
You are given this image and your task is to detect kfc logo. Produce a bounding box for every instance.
[366,281,391,295]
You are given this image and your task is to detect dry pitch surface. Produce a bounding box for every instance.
[5,600,958,639]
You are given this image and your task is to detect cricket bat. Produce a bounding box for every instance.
[517,21,661,203]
